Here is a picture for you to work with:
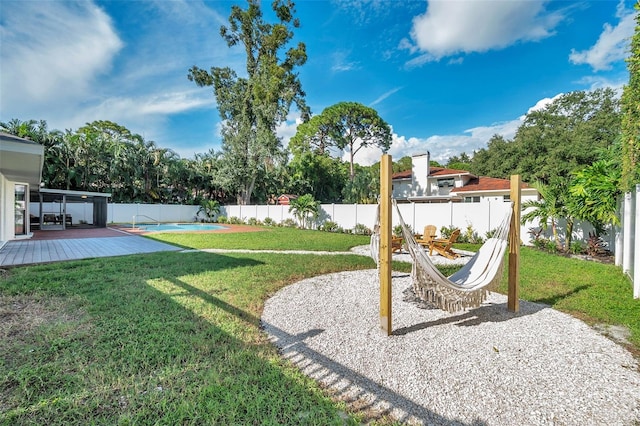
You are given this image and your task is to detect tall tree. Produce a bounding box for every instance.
[621,3,640,192]
[470,90,620,183]
[292,102,391,181]
[513,89,620,183]
[188,0,308,204]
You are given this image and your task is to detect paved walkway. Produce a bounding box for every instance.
[0,234,181,267]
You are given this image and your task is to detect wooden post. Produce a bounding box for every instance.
[380,154,392,335]
[508,174,521,312]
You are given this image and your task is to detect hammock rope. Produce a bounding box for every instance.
[370,200,513,313]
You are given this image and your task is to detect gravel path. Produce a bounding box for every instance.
[261,269,640,425]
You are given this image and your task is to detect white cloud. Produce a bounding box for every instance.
[568,0,635,71]
[331,51,359,72]
[0,1,122,112]
[349,94,573,167]
[276,112,304,147]
[403,1,564,63]
[370,87,402,107]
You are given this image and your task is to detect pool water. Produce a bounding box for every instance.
[131,223,227,232]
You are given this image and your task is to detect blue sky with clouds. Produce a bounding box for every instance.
[1,0,636,164]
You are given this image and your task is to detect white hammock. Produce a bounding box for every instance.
[371,201,513,313]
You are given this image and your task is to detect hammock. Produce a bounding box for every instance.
[371,201,513,313]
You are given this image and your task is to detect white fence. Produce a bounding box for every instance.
[222,199,529,243]
[616,185,639,299]
[30,197,616,251]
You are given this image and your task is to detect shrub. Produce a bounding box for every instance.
[586,232,608,257]
[463,225,484,244]
[281,218,297,228]
[247,217,262,226]
[545,239,559,253]
[485,228,497,239]
[352,223,372,235]
[228,216,244,225]
[569,241,585,255]
[440,225,457,239]
[528,227,544,242]
[320,221,342,233]
[217,216,228,224]
[263,217,276,227]
[532,237,549,251]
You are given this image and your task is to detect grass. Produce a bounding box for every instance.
[1,229,638,424]
[148,226,372,251]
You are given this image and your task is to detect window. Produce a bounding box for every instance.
[437,178,455,188]
[464,196,480,203]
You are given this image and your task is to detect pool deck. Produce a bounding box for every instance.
[0,227,181,267]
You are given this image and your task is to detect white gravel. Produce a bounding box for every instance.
[261,269,640,425]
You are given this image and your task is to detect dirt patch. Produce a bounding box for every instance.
[0,296,86,342]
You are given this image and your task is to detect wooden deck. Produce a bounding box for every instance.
[0,227,181,267]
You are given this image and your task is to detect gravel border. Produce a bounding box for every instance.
[261,269,640,425]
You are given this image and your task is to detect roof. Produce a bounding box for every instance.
[391,167,474,180]
[429,167,474,177]
[0,132,44,185]
[451,176,530,193]
[392,170,412,179]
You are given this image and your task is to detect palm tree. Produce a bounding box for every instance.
[569,159,621,236]
[197,199,221,222]
[522,180,574,250]
[288,194,320,229]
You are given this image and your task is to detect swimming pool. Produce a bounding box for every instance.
[129,223,227,232]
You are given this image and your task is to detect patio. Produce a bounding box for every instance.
[0,227,181,267]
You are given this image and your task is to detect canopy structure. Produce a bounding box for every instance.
[31,188,111,229]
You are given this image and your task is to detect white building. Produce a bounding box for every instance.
[392,153,539,204]
[0,132,45,246]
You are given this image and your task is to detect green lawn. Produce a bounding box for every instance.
[148,226,372,251]
[1,229,638,425]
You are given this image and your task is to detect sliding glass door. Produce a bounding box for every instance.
[15,184,27,236]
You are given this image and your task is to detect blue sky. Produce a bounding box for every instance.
[1,0,636,165]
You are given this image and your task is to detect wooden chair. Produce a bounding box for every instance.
[415,225,437,248]
[391,236,403,253]
[429,229,461,259]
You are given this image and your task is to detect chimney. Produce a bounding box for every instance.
[411,152,430,197]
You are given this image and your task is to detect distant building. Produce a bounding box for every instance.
[392,153,538,203]
[277,194,298,205]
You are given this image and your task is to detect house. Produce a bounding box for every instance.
[392,153,538,203]
[0,132,45,245]
[277,194,298,205]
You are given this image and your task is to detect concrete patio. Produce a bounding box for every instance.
[0,227,181,267]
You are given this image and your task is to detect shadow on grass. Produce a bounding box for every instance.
[1,251,484,425]
[170,273,487,425]
[528,284,591,307]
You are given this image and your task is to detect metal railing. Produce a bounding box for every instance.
[132,214,160,229]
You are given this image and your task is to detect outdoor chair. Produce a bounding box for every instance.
[415,225,437,248]
[391,236,403,253]
[429,229,461,259]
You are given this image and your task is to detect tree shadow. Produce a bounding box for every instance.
[529,284,591,307]
[164,267,486,425]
